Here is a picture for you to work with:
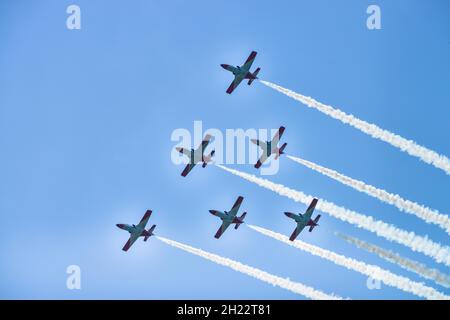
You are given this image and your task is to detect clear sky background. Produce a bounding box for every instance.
[1,0,449,299]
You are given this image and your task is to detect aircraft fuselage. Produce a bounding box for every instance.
[190,148,206,164]
[119,224,144,234]
[221,64,255,79]
[267,141,272,157]
[291,214,318,229]
[214,210,243,224]
[262,141,283,158]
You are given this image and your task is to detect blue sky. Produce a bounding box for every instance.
[0,0,449,299]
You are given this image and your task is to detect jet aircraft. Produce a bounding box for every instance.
[116,210,156,251]
[176,134,215,177]
[251,126,287,169]
[221,51,260,94]
[209,196,247,239]
[284,198,321,241]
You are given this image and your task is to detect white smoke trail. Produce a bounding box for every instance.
[260,80,450,175]
[287,155,450,235]
[156,236,342,300]
[248,225,449,300]
[335,232,450,289]
[216,164,450,267]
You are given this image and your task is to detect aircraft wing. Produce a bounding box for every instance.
[137,210,152,229]
[214,220,232,239]
[226,76,244,94]
[271,126,286,145]
[254,152,269,169]
[200,134,213,152]
[228,196,244,217]
[289,222,307,241]
[241,51,257,72]
[181,163,196,177]
[303,198,318,220]
[122,232,140,251]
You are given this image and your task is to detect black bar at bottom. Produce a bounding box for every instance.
[1,300,446,319]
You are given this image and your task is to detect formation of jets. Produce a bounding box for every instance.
[116,51,322,251]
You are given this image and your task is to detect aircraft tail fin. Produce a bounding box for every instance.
[275,142,288,160]
[144,224,156,241]
[313,215,321,224]
[308,215,321,232]
[279,142,287,155]
[248,68,260,85]
[234,212,247,229]
[202,150,215,168]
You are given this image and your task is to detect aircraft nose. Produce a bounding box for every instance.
[116,224,125,229]
[220,64,228,69]
[209,210,216,216]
